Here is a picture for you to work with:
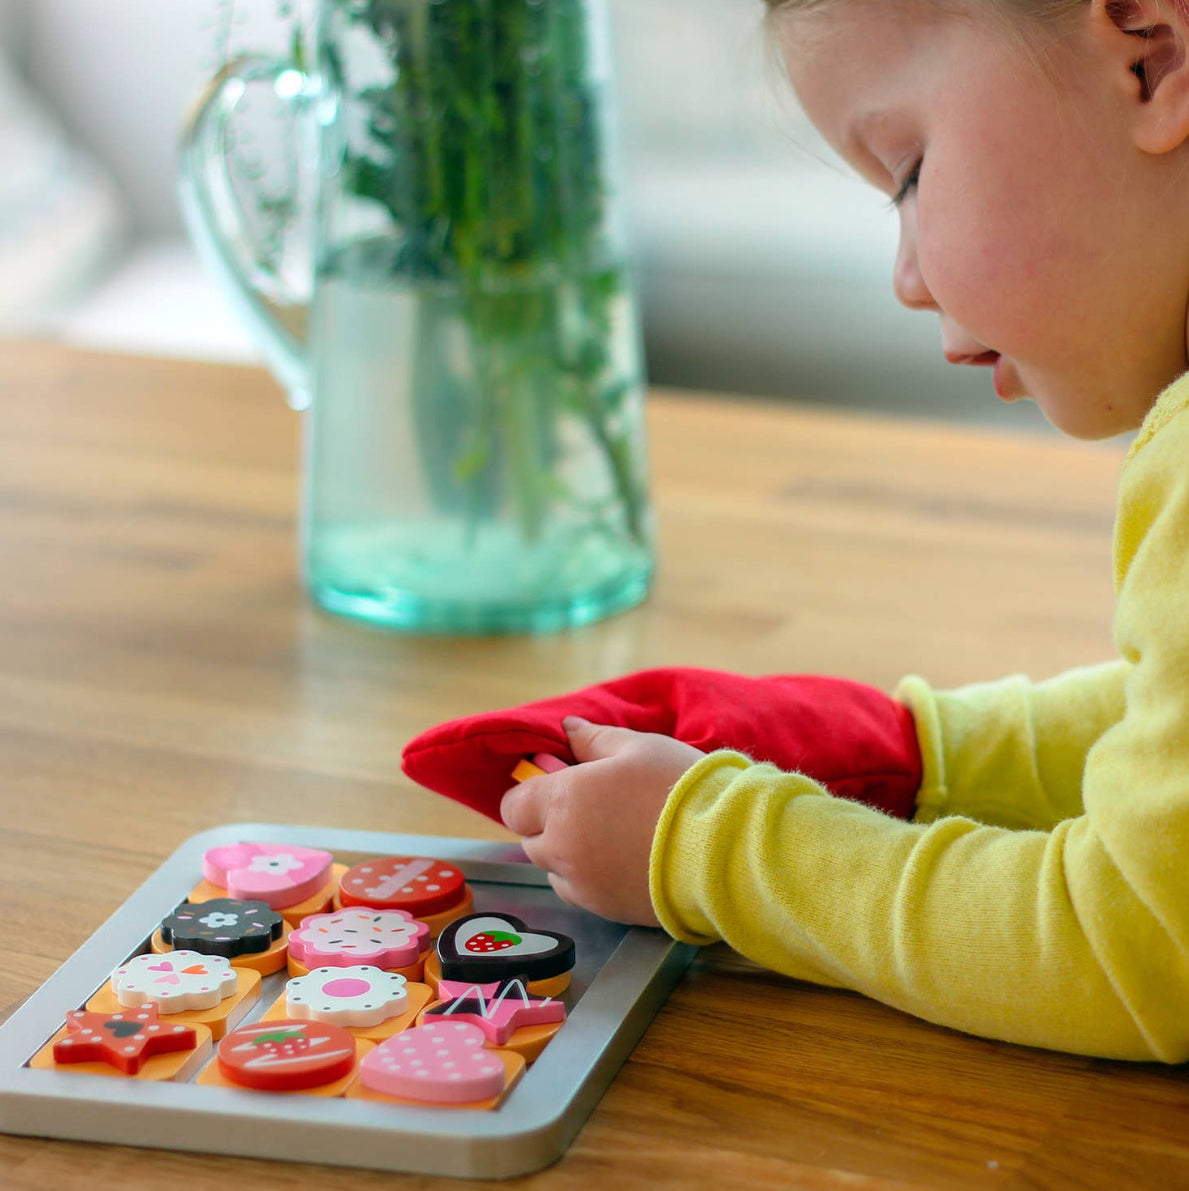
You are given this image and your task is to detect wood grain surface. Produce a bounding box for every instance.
[1,341,1181,1191]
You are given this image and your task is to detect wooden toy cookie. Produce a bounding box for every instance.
[160,899,284,957]
[285,966,409,1029]
[191,845,345,926]
[510,753,569,782]
[337,856,466,917]
[259,972,434,1042]
[28,1005,211,1080]
[287,907,430,973]
[201,843,334,909]
[422,950,571,999]
[419,978,565,1062]
[152,899,290,975]
[354,1022,523,1108]
[88,960,260,1041]
[437,913,575,987]
[199,1019,368,1096]
[111,951,238,1012]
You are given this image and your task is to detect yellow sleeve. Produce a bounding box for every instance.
[894,661,1128,829]
[649,374,1189,1062]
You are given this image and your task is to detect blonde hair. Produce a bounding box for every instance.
[762,0,1088,18]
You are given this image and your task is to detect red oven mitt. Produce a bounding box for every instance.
[401,668,922,824]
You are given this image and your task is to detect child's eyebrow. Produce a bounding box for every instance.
[847,108,895,157]
[840,110,898,186]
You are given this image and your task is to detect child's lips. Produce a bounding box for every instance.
[989,354,1021,401]
[946,349,1018,401]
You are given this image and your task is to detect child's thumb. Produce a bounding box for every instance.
[561,715,632,762]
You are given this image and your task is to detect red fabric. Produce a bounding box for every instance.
[401,668,922,824]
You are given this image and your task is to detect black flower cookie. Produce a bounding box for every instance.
[160,899,284,958]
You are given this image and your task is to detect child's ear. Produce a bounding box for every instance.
[1092,0,1189,154]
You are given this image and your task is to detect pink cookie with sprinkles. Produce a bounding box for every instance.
[288,907,430,970]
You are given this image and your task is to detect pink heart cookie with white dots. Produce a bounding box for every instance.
[202,842,333,909]
[111,951,238,1012]
[359,1022,507,1104]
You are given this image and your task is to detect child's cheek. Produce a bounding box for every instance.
[916,179,1055,356]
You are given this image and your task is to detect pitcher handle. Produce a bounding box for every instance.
[178,56,313,409]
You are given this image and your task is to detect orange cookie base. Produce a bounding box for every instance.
[344,1048,524,1111]
[188,864,347,927]
[151,925,290,976]
[415,1002,562,1064]
[331,884,474,940]
[286,948,429,984]
[261,980,435,1042]
[29,1022,213,1081]
[195,1037,373,1096]
[422,951,571,999]
[87,968,261,1041]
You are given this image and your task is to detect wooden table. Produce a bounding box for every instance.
[1,340,1180,1191]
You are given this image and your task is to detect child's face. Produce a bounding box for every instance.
[779,1,1189,439]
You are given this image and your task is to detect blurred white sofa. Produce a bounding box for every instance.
[2,0,1050,430]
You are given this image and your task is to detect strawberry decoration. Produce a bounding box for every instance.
[466,929,522,953]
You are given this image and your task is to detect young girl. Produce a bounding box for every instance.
[426,0,1189,1063]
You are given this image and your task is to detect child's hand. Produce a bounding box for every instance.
[499,716,705,927]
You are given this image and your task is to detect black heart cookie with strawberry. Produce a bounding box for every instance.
[436,913,575,984]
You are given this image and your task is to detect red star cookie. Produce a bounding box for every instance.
[52,1005,198,1075]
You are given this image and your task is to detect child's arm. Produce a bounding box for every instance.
[894,659,1128,830]
[504,383,1189,1063]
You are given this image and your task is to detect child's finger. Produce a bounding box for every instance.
[518,827,558,878]
[545,870,579,909]
[562,715,640,763]
[499,779,549,838]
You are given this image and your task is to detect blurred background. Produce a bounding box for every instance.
[0,0,1053,432]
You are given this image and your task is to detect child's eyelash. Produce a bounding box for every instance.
[888,160,922,209]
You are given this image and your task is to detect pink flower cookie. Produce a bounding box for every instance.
[202,843,333,909]
[360,1022,506,1104]
[285,966,409,1028]
[288,908,430,970]
[111,951,238,1012]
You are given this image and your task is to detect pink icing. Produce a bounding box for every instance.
[201,843,333,909]
[288,907,430,969]
[360,1022,506,1104]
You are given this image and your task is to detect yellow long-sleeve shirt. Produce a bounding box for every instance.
[649,370,1189,1062]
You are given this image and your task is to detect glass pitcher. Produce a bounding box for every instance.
[180,0,653,635]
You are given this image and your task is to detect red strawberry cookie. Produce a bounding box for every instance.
[215,1019,359,1092]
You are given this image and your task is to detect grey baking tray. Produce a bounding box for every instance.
[0,823,697,1178]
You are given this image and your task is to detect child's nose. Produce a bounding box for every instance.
[892,228,938,313]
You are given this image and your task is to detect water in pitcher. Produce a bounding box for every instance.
[303,257,653,633]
